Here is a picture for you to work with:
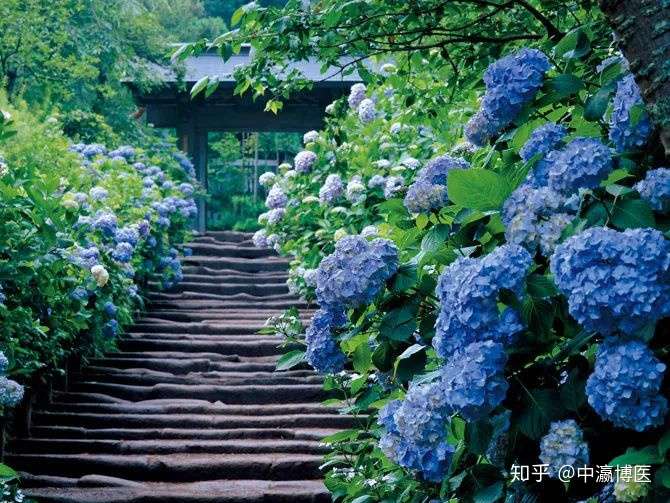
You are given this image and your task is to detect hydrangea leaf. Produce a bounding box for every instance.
[610,446,663,466]
[473,481,504,503]
[447,169,513,211]
[275,350,306,371]
[517,389,563,440]
[610,198,655,229]
[554,28,591,60]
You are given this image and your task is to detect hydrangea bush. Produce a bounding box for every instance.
[249,22,670,503]
[0,103,196,405]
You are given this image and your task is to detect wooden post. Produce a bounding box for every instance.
[177,111,208,234]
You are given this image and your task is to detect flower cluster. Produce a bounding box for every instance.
[358,98,377,123]
[539,420,589,478]
[378,380,455,482]
[305,307,347,374]
[635,168,670,212]
[609,74,652,152]
[346,176,366,204]
[294,150,317,173]
[315,235,398,310]
[439,341,508,421]
[258,171,276,188]
[404,154,469,213]
[586,338,667,431]
[319,174,344,204]
[465,49,551,146]
[550,226,670,336]
[433,244,532,358]
[348,83,367,109]
[547,137,613,195]
[265,185,288,209]
[383,175,404,199]
[502,185,575,255]
[520,123,567,187]
[0,351,23,408]
[303,130,319,144]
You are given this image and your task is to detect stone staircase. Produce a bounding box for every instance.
[9,231,346,503]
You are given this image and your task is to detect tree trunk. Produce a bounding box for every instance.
[599,0,670,156]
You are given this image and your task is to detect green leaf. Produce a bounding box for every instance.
[275,350,305,371]
[611,198,655,229]
[352,342,372,373]
[658,430,670,458]
[190,76,210,98]
[559,368,586,411]
[517,389,563,440]
[538,74,585,106]
[656,464,670,488]
[380,303,418,342]
[610,445,663,466]
[553,28,591,60]
[351,496,373,503]
[465,419,493,455]
[473,481,504,503]
[526,274,558,298]
[421,224,450,253]
[395,344,427,383]
[584,84,614,121]
[447,169,513,211]
[372,341,394,372]
[390,263,418,293]
[0,463,17,481]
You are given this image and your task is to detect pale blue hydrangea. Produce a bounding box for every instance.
[465,49,551,146]
[502,185,575,255]
[550,227,670,336]
[368,174,386,189]
[103,301,117,318]
[258,171,276,188]
[440,341,508,421]
[519,123,567,187]
[108,145,135,160]
[548,137,613,195]
[609,74,652,152]
[305,308,347,374]
[137,219,150,237]
[400,157,421,170]
[383,175,404,199]
[346,176,366,204]
[586,339,667,431]
[71,286,89,302]
[0,376,24,407]
[294,150,317,173]
[390,122,402,135]
[102,319,119,338]
[266,208,285,225]
[404,154,469,212]
[434,244,532,358]
[93,210,117,236]
[319,174,344,204]
[358,98,377,123]
[597,55,629,74]
[635,168,670,212]
[303,130,319,144]
[360,225,378,239]
[179,183,194,196]
[81,144,107,158]
[252,229,268,248]
[539,420,589,477]
[89,186,109,201]
[0,352,8,373]
[112,242,134,263]
[316,235,398,310]
[265,185,288,209]
[115,226,139,246]
[348,83,367,109]
[303,268,318,288]
[378,380,454,482]
[70,245,101,269]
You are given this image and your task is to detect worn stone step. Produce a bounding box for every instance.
[185,243,275,258]
[86,358,298,374]
[101,352,279,362]
[138,311,312,323]
[7,453,325,481]
[128,322,271,335]
[147,291,300,303]
[181,256,290,273]
[23,479,329,503]
[73,370,323,387]
[42,401,334,416]
[28,426,339,441]
[13,438,329,455]
[148,299,311,310]
[32,412,355,430]
[117,339,288,356]
[155,282,290,297]
[198,231,253,243]
[178,274,288,285]
[121,333,283,343]
[69,382,326,402]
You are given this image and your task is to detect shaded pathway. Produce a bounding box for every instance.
[9,232,347,502]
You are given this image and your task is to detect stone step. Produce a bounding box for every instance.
[180,265,286,277]
[117,338,289,356]
[156,282,290,297]
[32,412,354,430]
[178,273,289,284]
[128,322,272,335]
[181,256,289,273]
[147,291,301,303]
[22,479,329,503]
[185,243,276,258]
[69,382,327,403]
[42,401,334,416]
[28,426,339,441]
[147,299,311,310]
[73,371,323,387]
[198,231,253,243]
[101,352,280,362]
[122,332,283,342]
[85,358,301,374]
[7,453,325,481]
[13,438,329,455]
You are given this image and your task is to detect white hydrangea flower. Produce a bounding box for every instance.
[333,228,348,241]
[258,171,276,187]
[90,265,109,287]
[361,225,378,238]
[303,130,319,144]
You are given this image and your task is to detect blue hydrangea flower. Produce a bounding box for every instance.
[404,154,469,213]
[103,319,119,338]
[348,83,367,109]
[89,186,109,201]
[635,168,670,212]
[294,151,317,173]
[0,376,24,407]
[252,229,268,248]
[303,130,319,144]
[440,341,508,421]
[383,176,404,199]
[315,236,399,310]
[305,308,347,374]
[548,137,613,195]
[112,242,134,263]
[103,301,117,318]
[346,176,366,204]
[502,185,575,255]
[265,185,288,209]
[108,145,135,160]
[0,352,8,373]
[319,174,344,204]
[586,339,667,431]
[519,123,567,187]
[609,74,652,152]
[378,380,454,482]
[70,245,101,269]
[266,208,285,225]
[539,420,589,477]
[115,226,140,247]
[93,210,118,237]
[137,219,150,237]
[550,227,670,336]
[179,183,194,196]
[434,244,532,358]
[71,286,89,302]
[358,98,377,123]
[465,49,551,146]
[81,144,107,158]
